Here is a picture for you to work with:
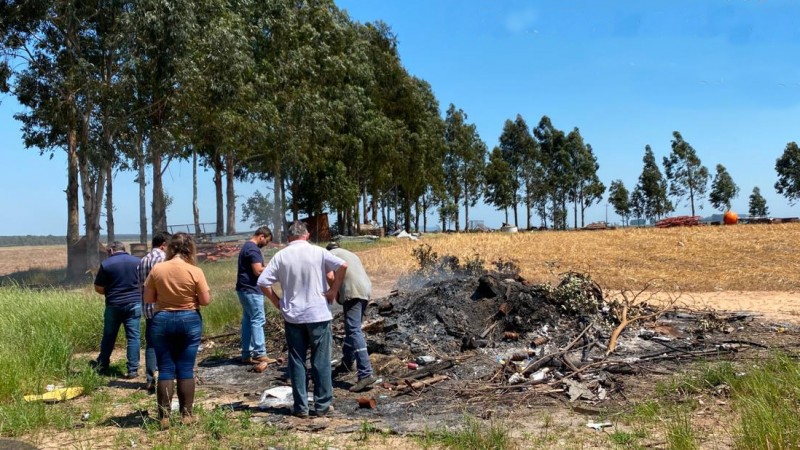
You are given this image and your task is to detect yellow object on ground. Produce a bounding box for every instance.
[23,386,84,403]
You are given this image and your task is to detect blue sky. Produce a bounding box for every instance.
[2,0,799,235]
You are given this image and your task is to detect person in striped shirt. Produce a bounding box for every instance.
[137,231,170,394]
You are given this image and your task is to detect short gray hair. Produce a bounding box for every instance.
[288,221,309,237]
[109,241,126,252]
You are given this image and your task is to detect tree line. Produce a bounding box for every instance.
[2,1,799,281]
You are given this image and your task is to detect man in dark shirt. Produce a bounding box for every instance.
[93,241,143,378]
[236,226,274,364]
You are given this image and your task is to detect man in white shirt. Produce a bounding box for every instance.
[258,221,347,418]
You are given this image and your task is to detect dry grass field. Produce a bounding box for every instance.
[0,245,67,276]
[358,222,800,292]
[3,224,799,292]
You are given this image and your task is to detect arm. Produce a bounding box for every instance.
[324,264,347,304]
[262,286,280,310]
[197,290,211,306]
[143,285,157,304]
[94,285,105,295]
[326,270,334,286]
[251,262,265,277]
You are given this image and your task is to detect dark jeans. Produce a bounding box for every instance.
[151,310,202,381]
[145,319,157,384]
[342,299,373,380]
[285,320,333,415]
[97,303,141,374]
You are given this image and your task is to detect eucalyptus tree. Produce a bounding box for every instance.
[774,141,800,205]
[0,0,116,278]
[533,116,569,229]
[709,164,739,212]
[565,129,605,228]
[128,0,200,234]
[443,104,485,231]
[663,131,709,217]
[498,115,536,227]
[636,145,672,221]
[175,0,264,236]
[608,180,631,226]
[630,186,646,225]
[484,146,516,223]
[748,187,769,217]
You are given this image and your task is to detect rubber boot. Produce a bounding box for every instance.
[157,380,174,430]
[177,378,196,426]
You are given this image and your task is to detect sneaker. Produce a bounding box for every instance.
[292,410,309,419]
[349,376,377,393]
[311,405,334,418]
[181,415,197,426]
[332,363,354,379]
[146,382,156,395]
[123,372,139,380]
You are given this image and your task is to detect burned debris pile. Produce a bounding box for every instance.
[347,264,777,406]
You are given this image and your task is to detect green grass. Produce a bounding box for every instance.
[728,355,800,449]
[417,415,518,450]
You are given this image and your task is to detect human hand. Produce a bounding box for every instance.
[324,289,337,304]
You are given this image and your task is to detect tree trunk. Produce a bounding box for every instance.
[65,128,82,281]
[362,184,368,226]
[504,207,508,224]
[273,161,283,243]
[371,194,378,223]
[225,152,236,235]
[422,195,428,233]
[212,153,224,237]
[151,143,167,234]
[192,148,200,235]
[574,199,578,230]
[414,199,419,233]
[513,201,518,227]
[290,178,299,221]
[105,159,115,243]
[137,137,147,244]
[79,106,106,271]
[404,191,411,233]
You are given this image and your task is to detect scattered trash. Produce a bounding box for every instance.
[415,355,436,365]
[356,397,377,409]
[407,362,419,370]
[259,386,313,409]
[586,421,613,430]
[23,386,84,403]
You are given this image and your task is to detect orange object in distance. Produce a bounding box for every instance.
[723,210,738,225]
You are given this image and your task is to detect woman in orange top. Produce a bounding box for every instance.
[144,233,211,429]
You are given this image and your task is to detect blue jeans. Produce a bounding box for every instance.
[145,319,157,384]
[237,290,266,359]
[342,299,373,380]
[97,303,141,374]
[285,320,333,415]
[151,310,202,381]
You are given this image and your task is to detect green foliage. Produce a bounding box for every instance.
[709,164,739,212]
[665,411,698,450]
[418,416,518,450]
[748,186,769,217]
[484,147,517,220]
[774,141,800,205]
[609,179,631,225]
[729,355,800,449]
[534,116,570,230]
[637,145,673,221]
[411,244,439,272]
[0,286,102,402]
[241,191,275,230]
[664,132,709,217]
